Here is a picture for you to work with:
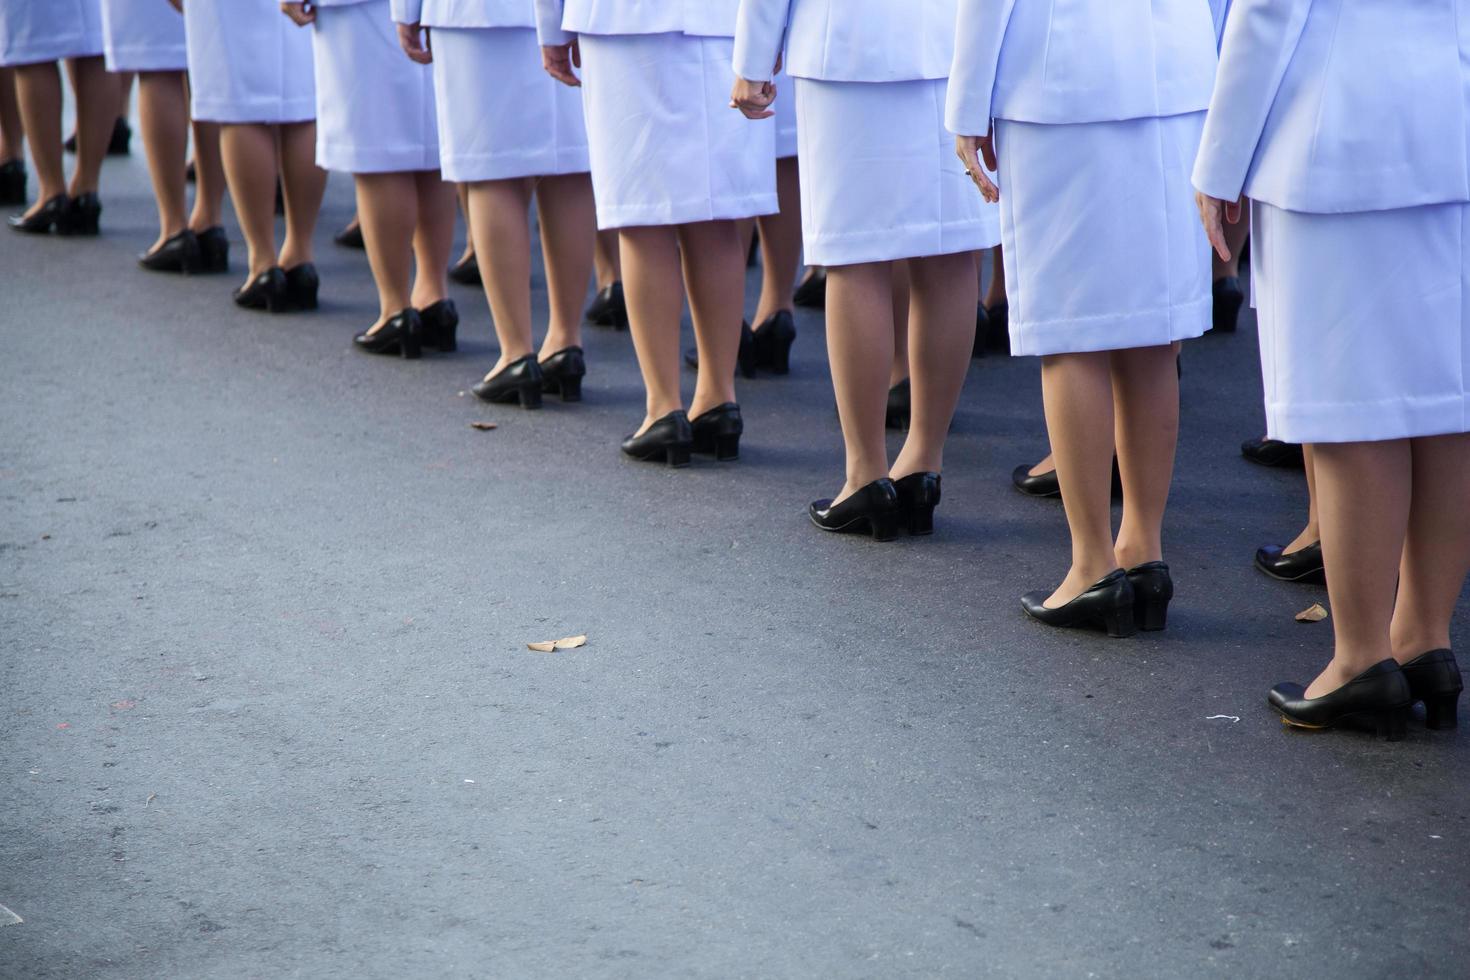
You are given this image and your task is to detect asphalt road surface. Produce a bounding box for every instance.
[2,133,1467,979]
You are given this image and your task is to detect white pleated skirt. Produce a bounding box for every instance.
[577,32,776,230]
[429,26,587,183]
[312,0,437,173]
[100,0,186,72]
[183,0,315,125]
[772,64,797,160]
[1253,200,1470,443]
[0,0,104,67]
[995,111,1211,357]
[795,76,998,267]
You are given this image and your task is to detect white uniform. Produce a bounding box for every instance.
[183,0,316,125]
[100,0,186,72]
[310,0,438,173]
[0,0,104,67]
[737,0,998,267]
[534,0,776,230]
[392,0,586,183]
[1194,0,1470,444]
[947,0,1217,357]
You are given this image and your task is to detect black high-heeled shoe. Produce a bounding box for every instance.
[684,321,757,377]
[1241,437,1304,469]
[8,194,68,234]
[139,229,202,274]
[1212,276,1244,334]
[793,266,826,309]
[472,355,543,409]
[586,281,628,329]
[196,226,230,274]
[232,267,289,312]
[353,308,422,359]
[448,253,480,285]
[539,347,586,403]
[55,192,101,236]
[621,410,692,467]
[283,263,319,311]
[418,299,459,352]
[886,379,911,431]
[1126,561,1173,632]
[985,301,1011,355]
[0,159,26,206]
[752,310,797,374]
[893,472,940,535]
[107,117,132,157]
[1400,649,1462,730]
[1021,570,1137,638]
[1010,458,1123,499]
[691,403,743,461]
[1269,660,1412,741]
[809,478,900,541]
[1254,541,1325,584]
[334,221,364,250]
[971,303,990,359]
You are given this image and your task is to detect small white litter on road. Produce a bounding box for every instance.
[1206,715,1241,723]
[0,904,22,926]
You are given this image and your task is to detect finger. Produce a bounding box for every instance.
[976,171,999,204]
[1225,199,1242,224]
[571,40,581,69]
[979,138,997,174]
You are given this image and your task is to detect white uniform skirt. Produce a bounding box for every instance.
[312,0,437,173]
[995,111,1211,357]
[773,65,797,160]
[100,0,186,72]
[795,76,998,267]
[577,32,776,230]
[183,0,315,125]
[1252,200,1470,443]
[429,26,587,183]
[0,0,104,67]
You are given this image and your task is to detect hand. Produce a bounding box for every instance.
[165,0,183,12]
[955,130,998,203]
[280,2,315,26]
[1196,192,1243,261]
[730,77,775,120]
[542,41,581,87]
[398,22,432,64]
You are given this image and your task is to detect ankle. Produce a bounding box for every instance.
[1391,628,1453,663]
[1114,543,1162,570]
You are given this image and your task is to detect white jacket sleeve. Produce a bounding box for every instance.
[1192,0,1314,201]
[534,0,574,46]
[944,0,1017,136]
[733,0,793,82]
[390,0,422,24]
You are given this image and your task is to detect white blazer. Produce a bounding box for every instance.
[1193,0,1470,214]
[533,0,737,46]
[393,0,534,27]
[945,0,1217,135]
[733,0,957,84]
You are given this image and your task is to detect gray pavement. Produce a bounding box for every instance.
[2,138,1468,980]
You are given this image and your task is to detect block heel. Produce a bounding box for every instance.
[1126,561,1174,632]
[1103,605,1139,639]
[893,472,941,536]
[539,347,586,404]
[691,403,743,462]
[1424,695,1459,730]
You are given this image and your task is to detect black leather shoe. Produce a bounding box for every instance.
[8,194,68,234]
[793,266,826,309]
[55,192,101,236]
[1213,276,1244,334]
[448,253,480,285]
[107,117,131,156]
[539,346,586,403]
[233,267,289,312]
[472,355,543,409]
[0,159,25,206]
[690,403,743,461]
[139,230,202,274]
[809,478,900,541]
[752,310,797,374]
[684,321,756,377]
[971,303,990,359]
[418,299,459,352]
[621,410,692,467]
[1269,660,1411,740]
[1010,458,1123,499]
[886,379,911,431]
[1126,561,1173,631]
[1021,570,1137,638]
[283,263,319,311]
[893,472,941,535]
[196,226,230,274]
[334,221,364,249]
[353,308,422,359]
[984,301,1011,355]
[1241,437,1304,469]
[1254,541,1325,584]
[586,281,628,329]
[1401,649,1462,730]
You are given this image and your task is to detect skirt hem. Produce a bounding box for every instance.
[442,150,590,184]
[1267,395,1470,444]
[806,219,997,267]
[317,147,441,175]
[1010,297,1210,357]
[597,192,779,230]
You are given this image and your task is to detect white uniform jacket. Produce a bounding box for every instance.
[392,0,534,26]
[945,0,1217,135]
[533,0,738,45]
[1193,0,1470,214]
[732,0,957,83]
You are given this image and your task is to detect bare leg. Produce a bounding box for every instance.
[891,250,980,480]
[534,172,596,358]
[1028,452,1056,478]
[827,262,897,500]
[14,62,64,211]
[890,259,911,387]
[678,219,746,420]
[467,177,536,372]
[409,170,454,309]
[984,245,1007,310]
[1390,433,1470,661]
[1306,440,1413,697]
[355,171,418,331]
[1284,445,1320,552]
[188,119,226,231]
[135,70,190,247]
[1041,350,1119,607]
[0,66,23,162]
[620,224,687,427]
[1111,343,1183,570]
[593,228,621,289]
[220,123,281,280]
[276,120,325,269]
[455,181,473,264]
[753,155,802,327]
[65,56,113,196]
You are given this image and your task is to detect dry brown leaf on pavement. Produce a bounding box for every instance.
[526,641,557,652]
[1295,602,1329,623]
[553,634,587,650]
[469,421,498,431]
